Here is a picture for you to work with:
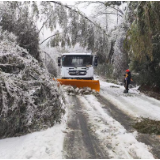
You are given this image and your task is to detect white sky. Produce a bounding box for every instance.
[62,1,92,15]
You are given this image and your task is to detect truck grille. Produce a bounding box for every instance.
[68,70,86,75]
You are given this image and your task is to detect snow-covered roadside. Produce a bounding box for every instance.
[78,95,154,159]
[0,123,65,159]
[100,80,160,121]
[0,97,68,159]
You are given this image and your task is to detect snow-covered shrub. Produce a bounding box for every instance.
[0,27,17,43]
[0,32,65,138]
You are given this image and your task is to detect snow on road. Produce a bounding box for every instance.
[78,95,154,159]
[0,119,66,159]
[0,78,160,158]
[100,80,160,120]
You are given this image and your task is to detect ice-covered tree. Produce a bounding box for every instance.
[0,1,116,63]
[0,2,40,60]
[124,1,160,87]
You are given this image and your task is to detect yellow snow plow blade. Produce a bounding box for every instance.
[54,79,100,92]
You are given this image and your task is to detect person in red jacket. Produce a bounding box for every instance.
[124,69,132,93]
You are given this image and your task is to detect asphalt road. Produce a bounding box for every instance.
[63,94,160,159]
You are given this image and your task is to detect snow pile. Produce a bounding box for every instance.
[62,85,99,96]
[0,30,65,138]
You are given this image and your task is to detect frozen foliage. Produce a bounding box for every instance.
[109,22,129,79]
[0,2,39,60]
[125,2,160,88]
[39,1,110,63]
[0,1,110,63]
[40,51,57,77]
[0,30,65,138]
[113,28,128,78]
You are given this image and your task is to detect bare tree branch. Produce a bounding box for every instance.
[38,13,53,34]
[40,33,59,45]
[50,1,108,35]
[94,11,123,17]
[76,1,124,16]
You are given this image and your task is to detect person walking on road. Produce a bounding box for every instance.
[124,69,132,93]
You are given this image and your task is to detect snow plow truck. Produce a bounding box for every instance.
[55,53,100,92]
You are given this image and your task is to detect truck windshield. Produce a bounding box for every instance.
[62,55,93,67]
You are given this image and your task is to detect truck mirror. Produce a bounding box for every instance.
[94,56,98,66]
[58,57,61,66]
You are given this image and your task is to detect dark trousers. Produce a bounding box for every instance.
[125,80,129,91]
